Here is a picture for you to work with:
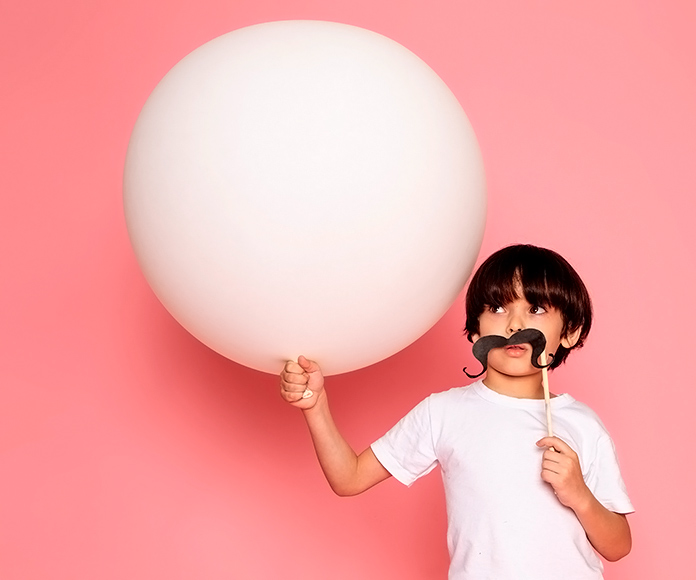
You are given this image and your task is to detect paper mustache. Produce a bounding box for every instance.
[463,328,553,379]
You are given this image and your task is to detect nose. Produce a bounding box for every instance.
[508,313,525,335]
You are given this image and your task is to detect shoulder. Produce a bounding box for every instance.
[427,382,479,407]
[555,396,617,460]
[392,382,485,430]
[558,395,609,431]
[417,382,484,427]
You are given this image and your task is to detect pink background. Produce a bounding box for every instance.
[1,1,694,578]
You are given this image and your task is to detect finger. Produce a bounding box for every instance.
[280,388,308,403]
[297,355,321,374]
[281,371,309,386]
[540,466,557,482]
[281,379,310,395]
[541,457,564,475]
[536,436,573,455]
[541,452,572,476]
[542,449,563,465]
[283,360,304,374]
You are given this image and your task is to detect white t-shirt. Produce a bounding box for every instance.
[371,381,633,580]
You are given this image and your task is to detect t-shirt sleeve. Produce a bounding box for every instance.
[370,397,439,487]
[585,434,635,515]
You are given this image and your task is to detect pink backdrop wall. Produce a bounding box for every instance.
[2,1,694,578]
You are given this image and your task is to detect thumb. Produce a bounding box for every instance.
[297,355,321,374]
[536,436,569,454]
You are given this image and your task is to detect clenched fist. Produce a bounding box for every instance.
[280,356,325,410]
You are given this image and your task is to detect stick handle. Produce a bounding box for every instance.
[540,351,554,438]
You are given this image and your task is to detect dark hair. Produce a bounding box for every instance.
[464,244,592,368]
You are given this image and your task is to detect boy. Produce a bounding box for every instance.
[280,244,633,579]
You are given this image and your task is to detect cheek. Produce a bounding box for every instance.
[540,330,564,353]
[487,348,505,363]
[477,316,501,336]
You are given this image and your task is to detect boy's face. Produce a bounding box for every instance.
[472,295,577,379]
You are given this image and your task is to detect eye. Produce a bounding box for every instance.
[488,305,505,314]
[530,305,547,314]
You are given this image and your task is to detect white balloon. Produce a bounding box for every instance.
[123,21,486,376]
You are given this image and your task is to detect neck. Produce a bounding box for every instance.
[482,369,548,399]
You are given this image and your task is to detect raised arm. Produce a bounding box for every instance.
[537,436,632,561]
[280,356,391,496]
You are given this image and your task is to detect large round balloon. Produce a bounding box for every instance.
[123,20,486,376]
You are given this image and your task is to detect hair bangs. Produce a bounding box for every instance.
[517,261,565,311]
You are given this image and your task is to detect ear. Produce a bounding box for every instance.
[560,326,582,349]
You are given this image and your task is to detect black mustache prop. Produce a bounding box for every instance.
[463,328,554,379]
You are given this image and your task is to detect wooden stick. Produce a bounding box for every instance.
[540,350,554,438]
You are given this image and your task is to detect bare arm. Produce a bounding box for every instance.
[537,436,632,561]
[571,495,631,562]
[280,357,391,496]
